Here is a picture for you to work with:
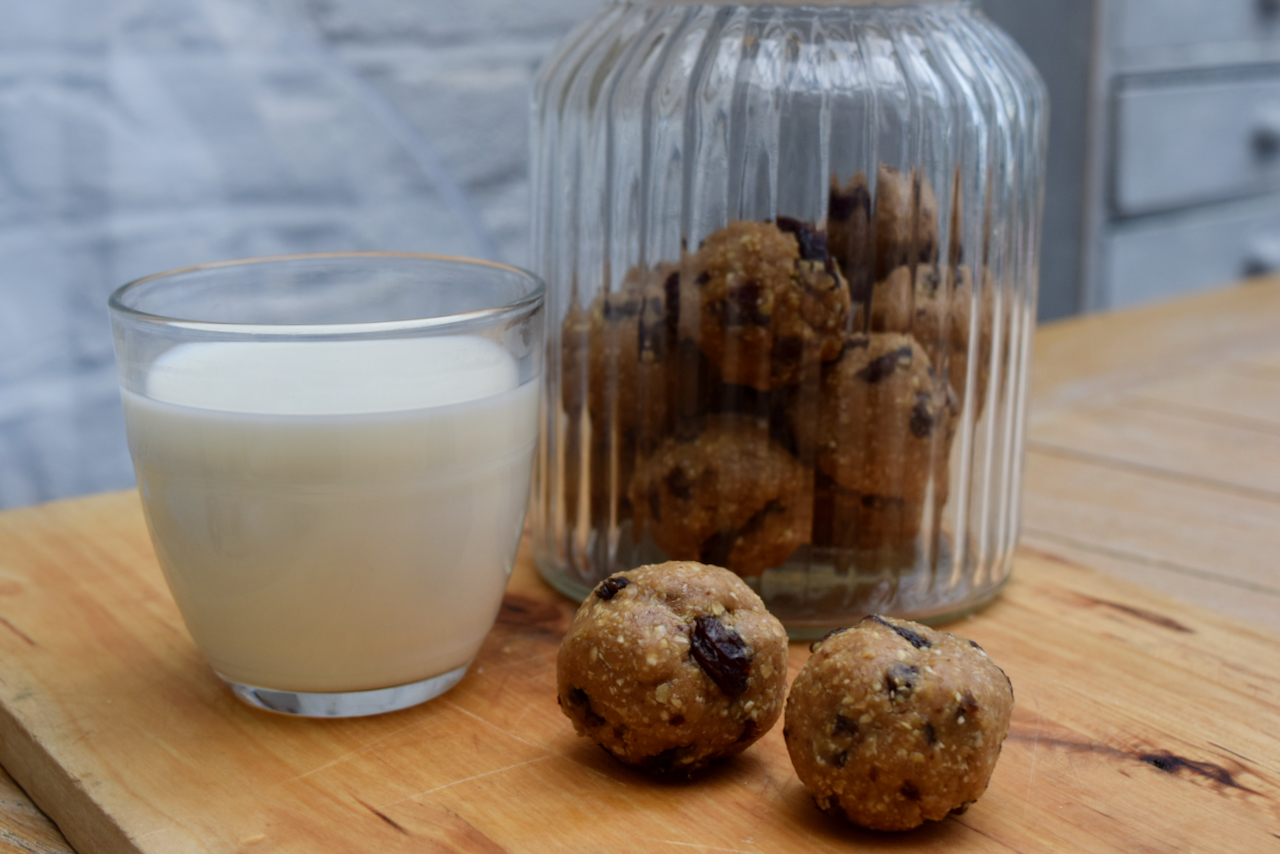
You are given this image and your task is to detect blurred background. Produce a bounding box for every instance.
[3,0,1279,509]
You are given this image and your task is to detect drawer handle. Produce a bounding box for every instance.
[1242,237,1280,276]
[1252,111,1280,158]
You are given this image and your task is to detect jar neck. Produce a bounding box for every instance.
[635,0,970,7]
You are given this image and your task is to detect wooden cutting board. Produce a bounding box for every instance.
[0,491,1277,853]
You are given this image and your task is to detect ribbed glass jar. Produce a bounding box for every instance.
[530,0,1047,635]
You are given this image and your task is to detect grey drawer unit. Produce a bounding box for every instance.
[1114,72,1280,215]
[1112,0,1280,53]
[1105,196,1280,306]
[985,0,1280,316]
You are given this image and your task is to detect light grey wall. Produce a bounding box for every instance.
[0,0,603,509]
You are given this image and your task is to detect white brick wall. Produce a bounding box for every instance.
[0,0,603,508]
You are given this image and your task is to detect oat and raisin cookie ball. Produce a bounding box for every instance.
[826,172,871,293]
[828,165,940,286]
[871,165,940,277]
[685,219,849,391]
[866,264,996,417]
[559,299,592,419]
[631,415,812,577]
[784,615,1013,831]
[802,333,954,504]
[582,262,684,440]
[556,561,790,775]
[560,263,713,527]
[786,332,954,550]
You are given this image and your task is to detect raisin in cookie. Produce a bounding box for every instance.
[631,415,811,577]
[784,615,1013,831]
[685,219,849,391]
[557,561,789,774]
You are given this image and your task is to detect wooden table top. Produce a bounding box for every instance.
[2,278,1279,854]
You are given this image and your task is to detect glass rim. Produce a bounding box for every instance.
[107,251,546,337]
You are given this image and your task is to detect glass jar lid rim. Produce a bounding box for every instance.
[632,0,968,6]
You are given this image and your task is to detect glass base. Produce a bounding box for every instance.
[219,662,471,718]
[535,522,1012,638]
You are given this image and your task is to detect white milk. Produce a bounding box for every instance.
[123,337,537,693]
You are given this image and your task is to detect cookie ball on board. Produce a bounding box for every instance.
[784,615,1013,831]
[557,561,790,775]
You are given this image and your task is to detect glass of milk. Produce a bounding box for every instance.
[108,253,544,717]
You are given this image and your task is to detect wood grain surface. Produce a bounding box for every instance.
[1,278,1278,852]
[1028,274,1280,416]
[0,491,1278,854]
[1024,278,1280,630]
[0,768,70,854]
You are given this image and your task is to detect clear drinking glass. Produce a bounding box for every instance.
[109,253,544,716]
[530,0,1047,634]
